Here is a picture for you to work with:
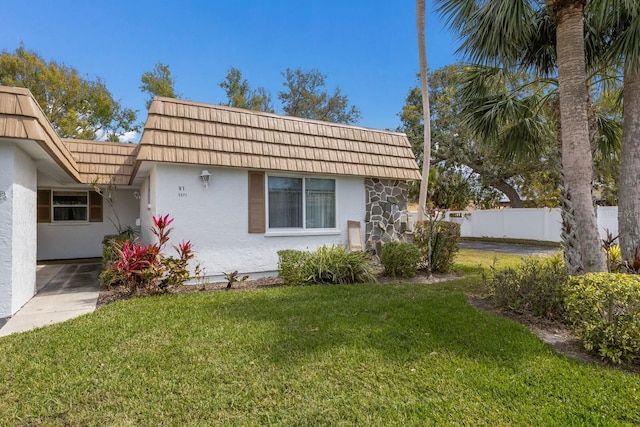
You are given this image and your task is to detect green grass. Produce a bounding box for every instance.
[461,236,562,247]
[453,248,528,277]
[0,250,637,425]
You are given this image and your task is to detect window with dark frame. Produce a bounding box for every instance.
[36,190,103,223]
[52,191,88,221]
[268,176,336,229]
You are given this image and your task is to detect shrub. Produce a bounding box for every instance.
[101,226,139,269]
[380,241,421,277]
[278,245,376,286]
[277,250,312,286]
[413,219,460,273]
[565,273,640,364]
[487,253,568,320]
[101,215,195,294]
[102,234,130,269]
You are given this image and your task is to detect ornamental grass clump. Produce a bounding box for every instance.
[100,214,195,294]
[278,245,376,286]
[565,273,640,364]
[380,241,421,278]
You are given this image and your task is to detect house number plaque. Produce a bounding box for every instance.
[178,186,188,197]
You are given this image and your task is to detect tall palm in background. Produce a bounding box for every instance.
[591,1,640,263]
[435,0,606,273]
[416,0,432,221]
[549,0,606,273]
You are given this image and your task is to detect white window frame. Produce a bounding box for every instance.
[51,190,89,223]
[265,174,340,236]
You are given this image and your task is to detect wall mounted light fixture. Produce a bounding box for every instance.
[200,170,212,188]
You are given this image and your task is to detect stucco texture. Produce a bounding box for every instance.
[149,164,365,279]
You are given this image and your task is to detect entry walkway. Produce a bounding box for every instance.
[0,261,101,337]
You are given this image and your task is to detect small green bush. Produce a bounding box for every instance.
[102,226,138,269]
[413,220,460,273]
[565,273,640,364]
[488,253,568,319]
[102,234,129,268]
[278,245,376,286]
[277,250,312,286]
[380,241,421,277]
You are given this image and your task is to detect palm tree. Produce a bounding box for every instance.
[416,0,432,221]
[435,0,607,273]
[547,0,607,273]
[591,0,640,263]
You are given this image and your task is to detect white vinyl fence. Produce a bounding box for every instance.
[420,207,618,242]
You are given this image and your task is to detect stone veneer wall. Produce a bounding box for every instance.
[364,178,411,254]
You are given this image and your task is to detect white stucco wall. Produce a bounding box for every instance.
[11,146,37,313]
[0,143,15,317]
[139,167,157,245]
[37,189,140,260]
[150,164,365,279]
[0,142,38,318]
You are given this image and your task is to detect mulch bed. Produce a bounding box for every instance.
[467,295,640,374]
[96,276,285,308]
[96,270,460,308]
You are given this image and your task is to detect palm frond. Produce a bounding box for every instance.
[589,0,640,70]
[616,13,640,71]
[435,0,537,66]
[433,0,478,34]
[520,7,557,77]
[596,114,622,157]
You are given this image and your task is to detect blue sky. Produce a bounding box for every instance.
[0,0,459,138]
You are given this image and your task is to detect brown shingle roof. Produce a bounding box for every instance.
[1,87,421,187]
[136,97,421,182]
[64,139,139,185]
[0,86,80,182]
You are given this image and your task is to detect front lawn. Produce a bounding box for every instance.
[0,251,637,425]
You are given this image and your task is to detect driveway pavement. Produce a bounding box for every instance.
[460,241,559,256]
[0,261,101,337]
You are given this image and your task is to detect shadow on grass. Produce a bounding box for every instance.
[181,283,550,370]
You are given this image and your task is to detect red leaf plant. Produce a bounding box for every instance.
[101,215,197,294]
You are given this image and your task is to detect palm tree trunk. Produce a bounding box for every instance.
[550,0,606,272]
[416,0,432,221]
[619,65,640,262]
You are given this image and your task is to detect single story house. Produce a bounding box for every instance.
[0,85,420,318]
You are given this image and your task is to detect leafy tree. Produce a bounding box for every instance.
[219,66,274,112]
[0,46,138,141]
[140,62,178,108]
[435,0,607,273]
[278,68,361,124]
[428,166,473,210]
[399,64,560,209]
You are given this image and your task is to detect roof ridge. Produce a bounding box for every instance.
[0,85,80,182]
[62,138,138,147]
[150,96,407,137]
[0,85,32,96]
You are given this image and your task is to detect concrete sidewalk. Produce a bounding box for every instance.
[0,261,101,337]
